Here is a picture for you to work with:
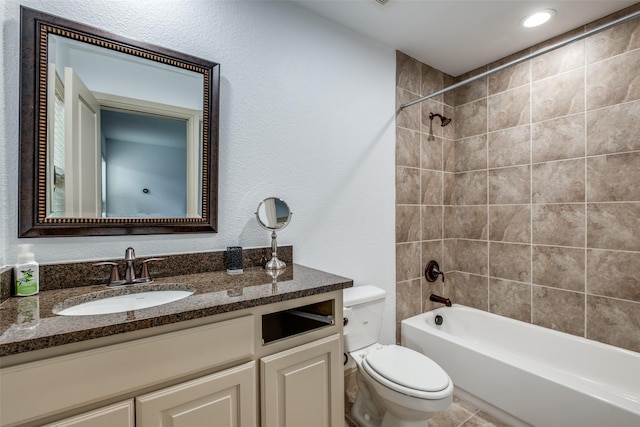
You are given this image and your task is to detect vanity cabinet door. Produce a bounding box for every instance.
[136,361,257,427]
[260,334,343,427]
[43,400,134,427]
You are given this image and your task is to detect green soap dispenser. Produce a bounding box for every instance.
[15,244,39,296]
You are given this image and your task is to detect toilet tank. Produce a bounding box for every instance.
[343,285,386,352]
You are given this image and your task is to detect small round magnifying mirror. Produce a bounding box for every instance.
[256,198,292,270]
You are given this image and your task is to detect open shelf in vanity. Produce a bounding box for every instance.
[261,299,335,344]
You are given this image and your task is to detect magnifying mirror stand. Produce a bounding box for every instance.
[266,268,283,294]
[265,231,286,270]
[255,197,291,271]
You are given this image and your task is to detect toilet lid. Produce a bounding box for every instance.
[364,345,450,392]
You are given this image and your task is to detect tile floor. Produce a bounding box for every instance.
[345,395,514,427]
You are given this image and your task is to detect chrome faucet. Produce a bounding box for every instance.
[94,247,164,286]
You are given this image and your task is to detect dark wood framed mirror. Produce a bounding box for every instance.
[19,7,219,237]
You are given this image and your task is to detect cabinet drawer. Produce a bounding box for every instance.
[0,315,254,426]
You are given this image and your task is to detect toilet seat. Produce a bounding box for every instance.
[361,345,451,399]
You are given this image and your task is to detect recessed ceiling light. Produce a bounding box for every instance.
[521,9,556,28]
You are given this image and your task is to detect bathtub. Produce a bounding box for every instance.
[401,304,640,427]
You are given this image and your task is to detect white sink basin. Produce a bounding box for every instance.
[56,290,194,316]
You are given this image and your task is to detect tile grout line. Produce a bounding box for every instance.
[583,38,589,340]
[419,71,423,315]
[529,53,534,324]
[485,73,491,311]
[455,412,479,427]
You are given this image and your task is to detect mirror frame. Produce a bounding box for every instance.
[19,7,220,237]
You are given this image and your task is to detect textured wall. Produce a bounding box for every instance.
[396,5,640,352]
[0,0,9,266]
[1,0,397,342]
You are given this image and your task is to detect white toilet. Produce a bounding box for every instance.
[344,285,453,427]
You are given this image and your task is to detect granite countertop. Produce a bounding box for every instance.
[0,264,353,358]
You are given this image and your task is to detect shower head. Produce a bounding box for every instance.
[429,113,452,127]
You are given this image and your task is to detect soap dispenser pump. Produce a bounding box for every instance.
[14,244,39,296]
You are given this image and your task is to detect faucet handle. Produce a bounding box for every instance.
[139,257,165,282]
[425,260,445,282]
[93,262,121,285]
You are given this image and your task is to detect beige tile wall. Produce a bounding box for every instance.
[395,50,455,341]
[395,5,640,353]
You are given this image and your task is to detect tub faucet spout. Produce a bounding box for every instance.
[430,294,452,307]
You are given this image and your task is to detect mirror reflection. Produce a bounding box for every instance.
[19,7,220,236]
[256,198,292,230]
[46,34,204,219]
[256,198,292,270]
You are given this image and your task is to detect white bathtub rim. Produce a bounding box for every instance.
[409,304,640,378]
[423,304,639,358]
[401,305,640,415]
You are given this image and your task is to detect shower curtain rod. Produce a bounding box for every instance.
[400,9,640,110]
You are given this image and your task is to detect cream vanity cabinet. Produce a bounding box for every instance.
[136,361,257,427]
[0,291,343,427]
[42,400,135,427]
[43,362,257,427]
[261,334,342,427]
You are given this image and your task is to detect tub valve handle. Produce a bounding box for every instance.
[425,260,445,282]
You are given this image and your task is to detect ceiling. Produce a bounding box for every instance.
[292,0,638,76]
